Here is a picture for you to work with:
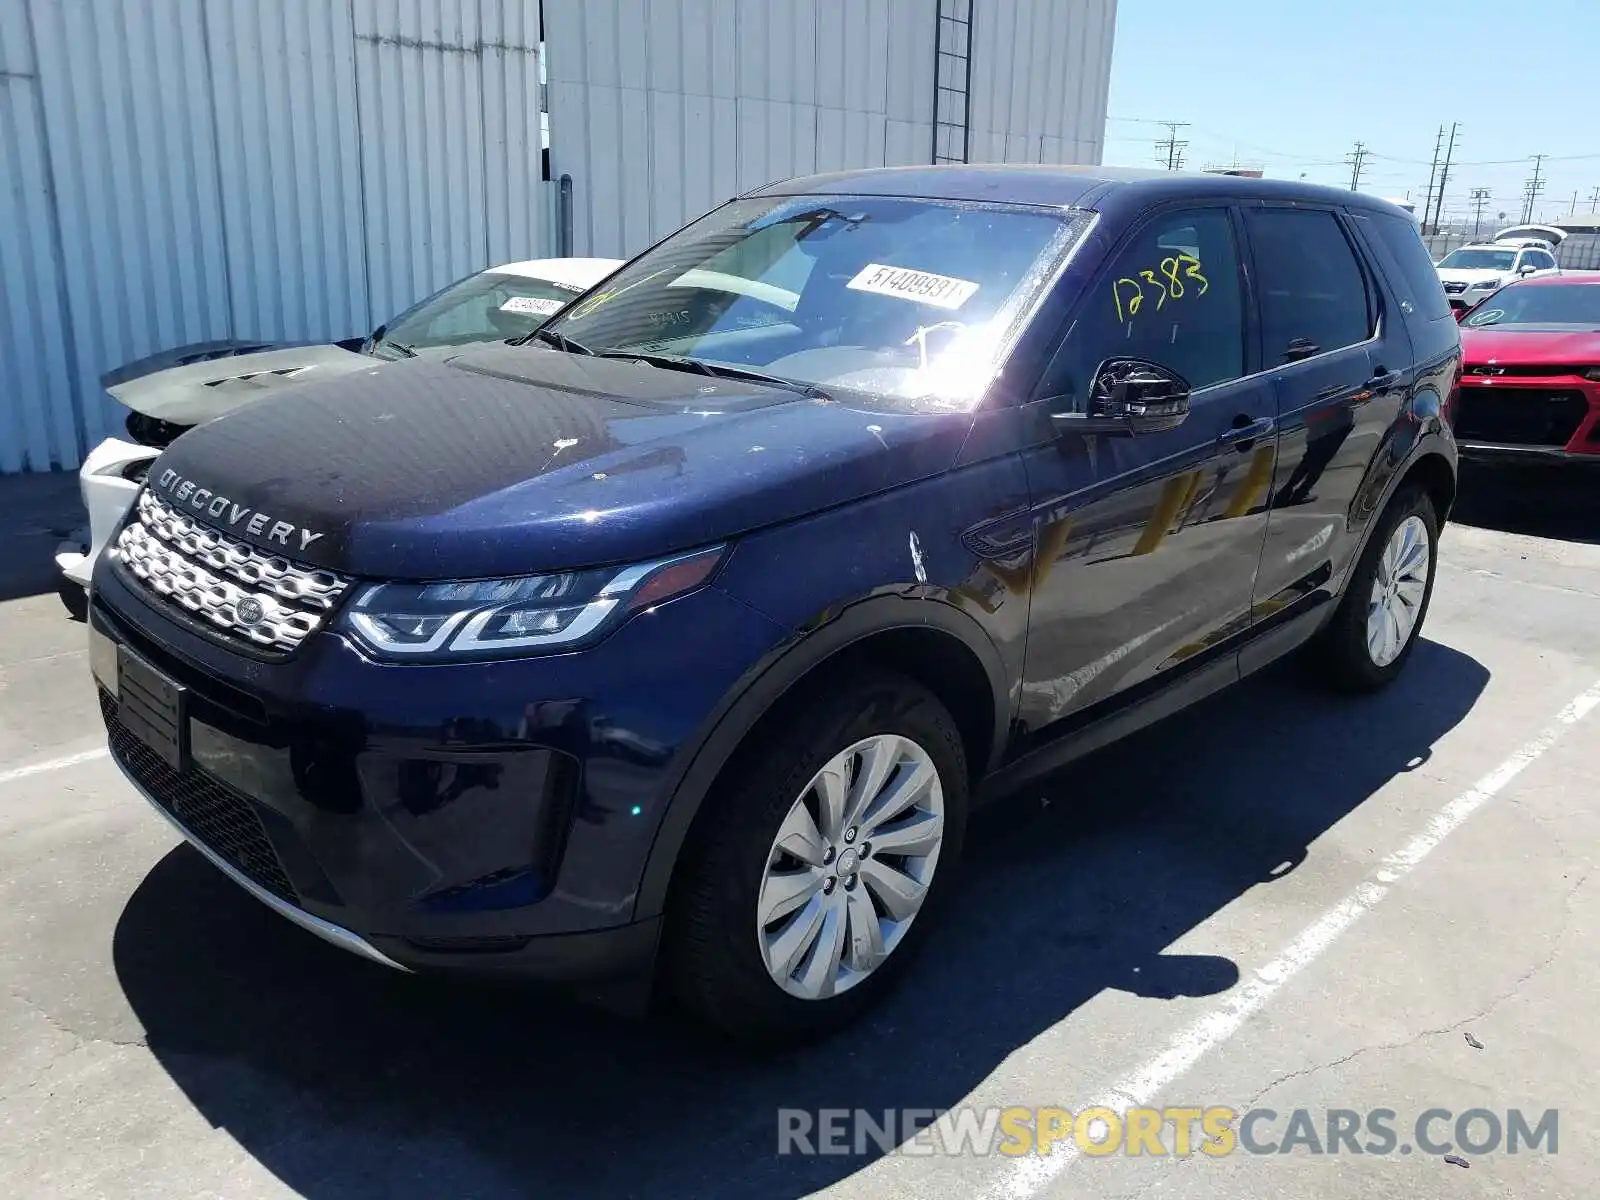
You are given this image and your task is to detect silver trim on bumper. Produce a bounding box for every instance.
[113,754,411,973]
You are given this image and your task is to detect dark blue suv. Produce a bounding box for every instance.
[90,166,1460,1042]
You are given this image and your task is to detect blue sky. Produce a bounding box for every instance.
[1103,0,1600,226]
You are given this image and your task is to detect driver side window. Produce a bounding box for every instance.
[1044,207,1245,406]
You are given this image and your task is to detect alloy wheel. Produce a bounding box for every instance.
[1366,514,1431,668]
[756,734,946,1000]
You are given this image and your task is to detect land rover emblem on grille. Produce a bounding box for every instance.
[114,489,353,653]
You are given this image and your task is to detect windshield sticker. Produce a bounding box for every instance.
[847,264,980,310]
[500,296,565,316]
[1112,254,1209,323]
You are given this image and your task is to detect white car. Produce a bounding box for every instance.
[55,256,621,616]
[1435,241,1560,311]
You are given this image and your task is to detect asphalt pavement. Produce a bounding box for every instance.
[1,464,1597,1199]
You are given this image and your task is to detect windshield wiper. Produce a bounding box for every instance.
[384,341,418,358]
[595,351,832,400]
[529,327,595,355]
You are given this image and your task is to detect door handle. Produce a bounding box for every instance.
[1218,414,1275,450]
[1366,368,1403,389]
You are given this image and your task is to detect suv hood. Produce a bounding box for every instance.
[149,345,976,579]
[106,342,371,426]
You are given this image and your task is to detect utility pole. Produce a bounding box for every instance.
[1345,141,1368,191]
[1154,122,1189,171]
[1422,125,1445,234]
[1429,122,1459,235]
[1569,189,1579,217]
[1521,155,1547,223]
[1589,186,1600,213]
[1469,187,1491,237]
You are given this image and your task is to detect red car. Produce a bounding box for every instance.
[1453,275,1600,465]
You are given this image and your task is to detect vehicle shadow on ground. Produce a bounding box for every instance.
[1452,463,1600,545]
[112,640,1487,1199]
[0,470,84,606]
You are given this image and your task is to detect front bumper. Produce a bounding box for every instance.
[1451,375,1600,462]
[1442,284,1500,311]
[91,557,785,981]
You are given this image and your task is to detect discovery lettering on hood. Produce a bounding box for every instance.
[155,467,326,551]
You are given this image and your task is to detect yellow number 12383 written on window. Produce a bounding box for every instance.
[1112,254,1209,323]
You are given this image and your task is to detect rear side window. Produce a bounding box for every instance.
[1352,211,1453,324]
[1246,209,1372,363]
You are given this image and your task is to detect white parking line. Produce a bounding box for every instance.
[0,746,109,786]
[986,676,1600,1200]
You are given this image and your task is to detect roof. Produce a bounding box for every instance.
[486,257,622,289]
[746,163,1411,218]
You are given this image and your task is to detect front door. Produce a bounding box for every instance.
[1014,204,1276,745]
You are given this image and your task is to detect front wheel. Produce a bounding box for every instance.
[1310,485,1439,691]
[665,669,968,1045]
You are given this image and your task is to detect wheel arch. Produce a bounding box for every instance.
[633,594,1010,921]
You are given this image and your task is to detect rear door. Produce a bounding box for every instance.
[1244,205,1409,622]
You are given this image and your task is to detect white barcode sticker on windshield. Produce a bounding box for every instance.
[846,263,980,310]
[500,296,565,316]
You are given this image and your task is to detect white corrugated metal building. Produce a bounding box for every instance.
[0,0,1116,473]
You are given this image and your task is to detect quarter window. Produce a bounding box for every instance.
[1350,211,1453,324]
[1048,207,1246,398]
[1246,209,1372,363]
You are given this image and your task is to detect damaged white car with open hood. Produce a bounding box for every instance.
[55,256,620,617]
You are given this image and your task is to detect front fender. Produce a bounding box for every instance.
[632,457,1032,920]
[632,589,1011,920]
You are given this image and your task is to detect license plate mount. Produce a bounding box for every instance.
[117,646,188,770]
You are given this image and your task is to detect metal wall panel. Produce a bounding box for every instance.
[0,2,78,472]
[1,0,546,472]
[968,0,1116,166]
[545,0,939,258]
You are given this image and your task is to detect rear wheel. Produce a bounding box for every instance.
[1310,485,1438,691]
[666,669,968,1044]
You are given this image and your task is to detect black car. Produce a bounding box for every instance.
[90,166,1460,1043]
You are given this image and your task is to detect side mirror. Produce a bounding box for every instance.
[1050,358,1191,437]
[1518,264,1537,276]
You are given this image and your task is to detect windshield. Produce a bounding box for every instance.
[1464,284,1600,329]
[1438,249,1517,271]
[536,195,1087,408]
[372,271,585,358]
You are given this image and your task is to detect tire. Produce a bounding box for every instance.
[665,667,969,1045]
[1310,484,1438,692]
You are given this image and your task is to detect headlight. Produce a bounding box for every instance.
[341,545,726,660]
[1471,277,1502,289]
[1585,367,1600,381]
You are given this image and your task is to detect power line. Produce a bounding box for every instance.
[1429,122,1459,236]
[1469,187,1491,238]
[1154,121,1190,171]
[1422,126,1445,234]
[1521,155,1547,223]
[1345,141,1368,190]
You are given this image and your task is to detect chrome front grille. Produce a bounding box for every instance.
[113,489,352,652]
